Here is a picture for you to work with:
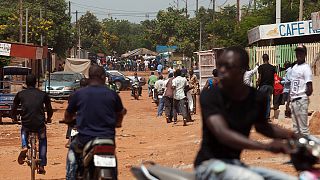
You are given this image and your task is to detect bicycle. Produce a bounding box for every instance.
[25,132,41,180]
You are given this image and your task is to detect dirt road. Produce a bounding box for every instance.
[0,75,319,179]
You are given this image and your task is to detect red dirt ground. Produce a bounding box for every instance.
[0,72,319,180]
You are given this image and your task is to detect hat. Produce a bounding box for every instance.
[295,44,307,53]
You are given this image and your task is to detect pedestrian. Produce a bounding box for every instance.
[144,60,150,71]
[281,61,293,118]
[258,54,276,120]
[290,44,313,135]
[172,69,189,126]
[203,69,219,90]
[188,69,199,114]
[163,73,174,123]
[154,75,165,117]
[244,63,259,87]
[181,66,188,76]
[157,63,163,75]
[168,66,175,76]
[273,72,283,111]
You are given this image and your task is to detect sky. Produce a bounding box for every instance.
[70,0,249,23]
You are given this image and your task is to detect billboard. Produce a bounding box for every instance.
[248,20,320,44]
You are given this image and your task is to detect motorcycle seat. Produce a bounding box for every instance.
[147,165,196,180]
[83,138,115,155]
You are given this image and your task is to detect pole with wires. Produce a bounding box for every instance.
[212,0,215,21]
[299,0,303,21]
[25,8,28,44]
[19,0,23,43]
[196,0,198,13]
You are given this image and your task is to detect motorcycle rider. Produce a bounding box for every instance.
[12,74,53,174]
[64,78,89,148]
[64,65,127,180]
[131,72,142,96]
[195,47,297,180]
[148,71,158,97]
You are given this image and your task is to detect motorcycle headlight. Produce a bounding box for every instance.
[63,86,73,91]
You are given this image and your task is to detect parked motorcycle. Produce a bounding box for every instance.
[131,136,320,180]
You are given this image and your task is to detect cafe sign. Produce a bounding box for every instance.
[248,20,320,44]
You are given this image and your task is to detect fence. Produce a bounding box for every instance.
[247,43,320,69]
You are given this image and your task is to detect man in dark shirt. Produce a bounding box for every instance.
[258,54,276,120]
[64,65,126,180]
[195,47,296,180]
[12,74,53,174]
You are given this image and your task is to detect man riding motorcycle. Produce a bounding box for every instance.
[196,47,297,180]
[64,65,127,180]
[147,71,158,96]
[12,74,53,174]
[131,72,142,96]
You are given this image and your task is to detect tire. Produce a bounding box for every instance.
[114,81,122,91]
[134,89,139,100]
[30,137,37,180]
[94,167,117,180]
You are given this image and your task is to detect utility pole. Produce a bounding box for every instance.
[299,0,303,21]
[212,0,215,21]
[196,0,198,13]
[237,0,240,23]
[185,0,188,17]
[69,1,71,20]
[25,8,28,44]
[19,0,23,43]
[75,11,81,58]
[199,22,202,51]
[40,8,43,46]
[177,0,179,9]
[276,0,281,24]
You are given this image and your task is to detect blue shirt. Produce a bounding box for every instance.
[67,85,124,143]
[157,64,163,72]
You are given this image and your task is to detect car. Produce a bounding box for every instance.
[105,70,131,90]
[42,72,85,99]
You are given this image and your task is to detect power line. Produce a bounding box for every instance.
[71,1,157,13]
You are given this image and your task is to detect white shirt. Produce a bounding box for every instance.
[144,61,149,67]
[154,79,165,92]
[168,67,175,74]
[172,76,188,100]
[243,65,258,87]
[290,63,312,99]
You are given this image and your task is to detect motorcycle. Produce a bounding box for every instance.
[66,125,118,179]
[132,82,140,100]
[131,136,320,180]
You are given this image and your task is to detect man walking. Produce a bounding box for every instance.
[163,73,174,123]
[154,75,165,117]
[12,74,53,174]
[172,69,189,126]
[290,45,313,135]
[188,69,199,114]
[258,54,276,120]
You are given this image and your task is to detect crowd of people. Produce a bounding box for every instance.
[147,67,199,126]
[11,44,314,180]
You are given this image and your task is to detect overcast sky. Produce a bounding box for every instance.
[70,0,249,23]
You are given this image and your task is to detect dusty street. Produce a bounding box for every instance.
[0,75,319,180]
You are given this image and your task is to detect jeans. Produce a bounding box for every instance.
[291,98,309,135]
[259,85,273,119]
[173,98,188,121]
[196,159,297,180]
[66,137,84,180]
[157,97,165,116]
[164,96,174,120]
[21,126,47,166]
